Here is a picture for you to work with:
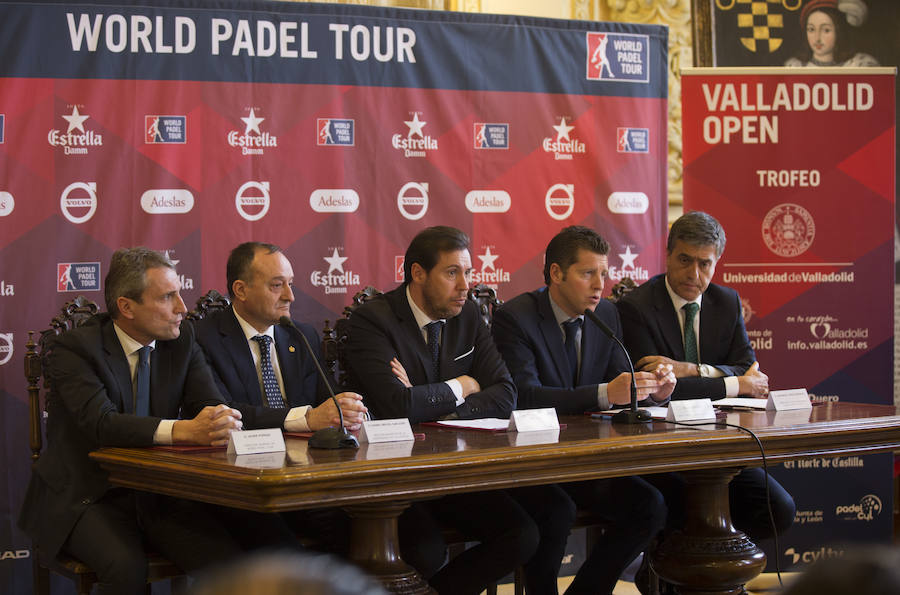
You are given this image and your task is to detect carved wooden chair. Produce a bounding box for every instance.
[322,285,383,388]
[606,276,639,303]
[25,296,186,595]
[186,288,231,321]
[467,283,503,327]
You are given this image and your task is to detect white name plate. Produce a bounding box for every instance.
[230,451,286,469]
[227,428,286,456]
[508,408,560,432]
[508,429,560,447]
[358,419,415,443]
[666,399,716,422]
[766,388,812,411]
[363,440,415,460]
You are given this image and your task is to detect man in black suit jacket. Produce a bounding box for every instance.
[19,248,244,594]
[195,242,367,433]
[616,211,794,541]
[345,226,573,595]
[492,226,674,595]
[194,242,367,553]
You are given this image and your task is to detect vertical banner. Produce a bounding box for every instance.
[0,1,669,591]
[682,67,895,570]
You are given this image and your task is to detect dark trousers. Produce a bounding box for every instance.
[399,490,540,595]
[645,467,796,539]
[563,476,667,595]
[63,489,242,594]
[509,484,577,595]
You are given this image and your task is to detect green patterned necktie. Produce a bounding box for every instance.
[682,302,699,364]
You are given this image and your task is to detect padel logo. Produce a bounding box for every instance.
[586,32,649,83]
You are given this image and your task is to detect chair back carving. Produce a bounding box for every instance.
[27,296,99,464]
[467,283,503,328]
[606,277,639,303]
[323,286,383,388]
[186,289,231,321]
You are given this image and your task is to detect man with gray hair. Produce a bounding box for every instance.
[616,212,794,555]
[19,247,244,593]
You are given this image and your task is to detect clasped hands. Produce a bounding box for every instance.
[607,363,676,406]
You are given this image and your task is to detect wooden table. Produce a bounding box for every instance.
[92,403,900,594]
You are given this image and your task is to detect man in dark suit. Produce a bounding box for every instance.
[19,248,244,594]
[195,242,367,433]
[491,226,674,595]
[616,211,795,541]
[345,226,573,595]
[194,241,367,553]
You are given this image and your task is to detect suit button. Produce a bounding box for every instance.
[81,498,91,505]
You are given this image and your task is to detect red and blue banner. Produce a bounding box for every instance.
[0,1,669,590]
[682,66,896,571]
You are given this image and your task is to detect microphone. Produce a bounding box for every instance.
[279,316,359,449]
[583,309,651,424]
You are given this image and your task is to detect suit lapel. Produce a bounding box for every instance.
[220,308,264,405]
[387,288,433,384]
[579,313,600,385]
[274,324,302,400]
[653,278,685,360]
[537,291,571,388]
[149,340,170,417]
[101,320,132,413]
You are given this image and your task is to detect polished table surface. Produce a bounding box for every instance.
[91,403,900,594]
[91,403,900,512]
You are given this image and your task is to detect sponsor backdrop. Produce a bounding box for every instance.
[682,67,896,571]
[0,0,668,590]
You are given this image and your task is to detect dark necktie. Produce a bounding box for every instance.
[682,302,700,364]
[425,321,444,380]
[252,335,284,408]
[134,345,151,417]
[563,318,582,386]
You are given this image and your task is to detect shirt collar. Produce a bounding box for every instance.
[548,292,583,327]
[406,285,445,330]
[112,321,155,356]
[664,275,703,312]
[233,308,275,342]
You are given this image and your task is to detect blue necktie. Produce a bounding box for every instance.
[252,335,284,408]
[134,346,151,417]
[683,302,700,364]
[425,321,444,381]
[563,318,582,386]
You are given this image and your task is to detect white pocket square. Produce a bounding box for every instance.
[454,346,475,361]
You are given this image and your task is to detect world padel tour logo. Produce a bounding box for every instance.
[317,118,354,146]
[48,106,103,155]
[228,108,277,155]
[235,181,270,221]
[145,116,186,144]
[310,248,360,295]
[586,32,649,83]
[609,246,650,282]
[60,182,97,224]
[616,128,649,153]
[392,112,437,158]
[471,246,510,286]
[542,118,585,160]
[57,262,101,292]
[473,123,508,149]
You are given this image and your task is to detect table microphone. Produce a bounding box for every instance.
[583,309,651,424]
[279,316,359,449]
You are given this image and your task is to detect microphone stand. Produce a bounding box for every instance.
[583,309,651,424]
[280,316,359,449]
